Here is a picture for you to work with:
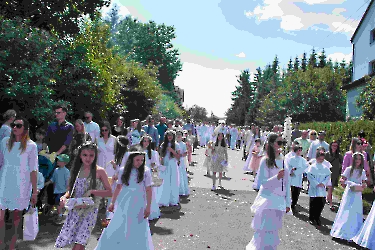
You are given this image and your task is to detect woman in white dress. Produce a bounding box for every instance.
[352,186,375,249]
[330,152,367,241]
[157,130,180,208]
[247,132,291,250]
[0,117,38,249]
[97,121,116,172]
[140,135,161,220]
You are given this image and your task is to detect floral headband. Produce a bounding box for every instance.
[116,136,128,148]
[353,152,364,158]
[77,141,97,151]
[128,151,146,155]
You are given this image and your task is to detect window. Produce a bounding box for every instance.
[371,28,375,44]
[370,60,375,74]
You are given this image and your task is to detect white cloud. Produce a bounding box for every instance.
[174,60,255,117]
[235,52,246,58]
[280,15,304,30]
[101,3,131,18]
[327,52,352,62]
[245,0,358,34]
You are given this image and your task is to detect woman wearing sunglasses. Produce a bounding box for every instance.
[0,117,38,249]
[342,138,371,185]
[247,132,291,250]
[97,121,116,175]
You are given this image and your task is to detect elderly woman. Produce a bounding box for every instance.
[0,117,38,249]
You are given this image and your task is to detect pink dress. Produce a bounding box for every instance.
[249,145,261,173]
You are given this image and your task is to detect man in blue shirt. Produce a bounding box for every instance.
[183,119,196,136]
[45,104,74,156]
[156,116,168,147]
[143,115,159,150]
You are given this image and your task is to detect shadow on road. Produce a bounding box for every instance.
[213,188,236,197]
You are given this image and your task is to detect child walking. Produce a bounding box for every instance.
[140,135,161,220]
[45,154,70,224]
[55,142,112,249]
[210,132,228,190]
[330,152,367,240]
[95,146,154,250]
[248,138,262,175]
[157,130,180,208]
[176,130,190,196]
[306,148,332,226]
[203,141,214,177]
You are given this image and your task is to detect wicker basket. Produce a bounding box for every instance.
[151,168,163,187]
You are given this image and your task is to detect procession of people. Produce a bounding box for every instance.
[0,106,375,250]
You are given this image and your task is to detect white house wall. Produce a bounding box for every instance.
[346,85,365,118]
[352,2,375,82]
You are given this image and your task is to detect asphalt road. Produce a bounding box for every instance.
[6,146,364,250]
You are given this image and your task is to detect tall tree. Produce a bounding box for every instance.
[308,48,317,68]
[0,0,110,35]
[301,53,307,71]
[318,48,327,68]
[293,56,300,72]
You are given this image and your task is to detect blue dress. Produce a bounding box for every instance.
[353,200,375,249]
[95,167,154,250]
[177,141,190,196]
[156,143,180,206]
[330,167,366,241]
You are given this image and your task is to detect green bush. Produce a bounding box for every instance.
[299,120,375,154]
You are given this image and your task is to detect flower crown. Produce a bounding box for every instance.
[77,141,97,151]
[116,136,128,148]
[165,129,176,135]
[141,134,153,142]
[128,151,146,155]
[353,152,364,158]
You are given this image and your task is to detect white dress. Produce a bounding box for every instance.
[144,149,161,220]
[353,201,375,249]
[177,141,190,196]
[156,143,180,207]
[95,167,154,250]
[330,167,367,240]
[247,157,291,250]
[0,138,38,210]
[97,136,116,177]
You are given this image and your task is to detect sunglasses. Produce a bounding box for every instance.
[310,133,316,135]
[276,141,285,146]
[55,111,62,115]
[101,129,108,132]
[85,117,91,119]
[11,123,24,129]
[356,142,363,145]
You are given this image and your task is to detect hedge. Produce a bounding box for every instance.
[299,120,375,155]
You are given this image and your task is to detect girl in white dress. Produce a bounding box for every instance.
[0,117,38,249]
[176,130,190,196]
[247,132,290,250]
[330,152,367,241]
[352,186,375,249]
[157,130,180,208]
[140,135,161,220]
[108,136,129,219]
[95,146,154,250]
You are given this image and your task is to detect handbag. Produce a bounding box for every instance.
[65,174,95,210]
[23,206,39,241]
[221,160,228,167]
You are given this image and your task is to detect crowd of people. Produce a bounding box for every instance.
[0,106,375,250]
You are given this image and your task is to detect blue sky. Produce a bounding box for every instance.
[102,0,370,117]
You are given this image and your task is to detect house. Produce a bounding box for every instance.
[342,0,375,118]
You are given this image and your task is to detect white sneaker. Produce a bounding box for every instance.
[211,186,216,191]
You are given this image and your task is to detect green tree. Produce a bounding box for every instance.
[318,48,327,68]
[357,75,375,120]
[301,52,307,71]
[0,0,110,35]
[187,105,208,122]
[308,48,317,68]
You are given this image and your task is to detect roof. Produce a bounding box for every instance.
[342,72,375,90]
[351,0,375,42]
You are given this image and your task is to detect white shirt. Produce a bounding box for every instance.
[84,121,100,143]
[307,140,329,159]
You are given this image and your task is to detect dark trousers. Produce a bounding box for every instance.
[309,197,325,221]
[291,186,301,208]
